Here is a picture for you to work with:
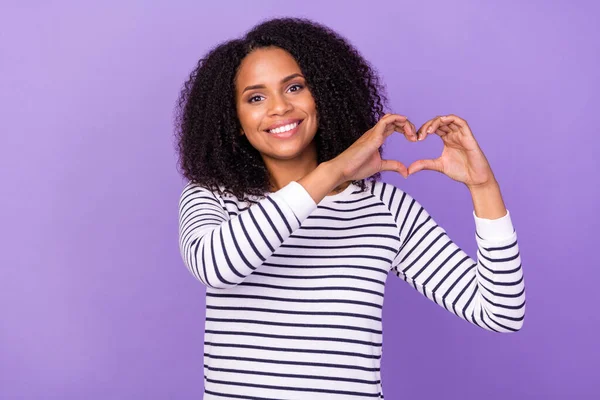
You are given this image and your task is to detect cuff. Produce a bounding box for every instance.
[271,181,318,222]
[473,209,515,241]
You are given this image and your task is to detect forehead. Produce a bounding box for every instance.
[236,47,302,85]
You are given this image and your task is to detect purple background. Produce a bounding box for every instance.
[1,1,598,399]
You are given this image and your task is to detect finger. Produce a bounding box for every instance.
[418,115,443,141]
[380,118,412,140]
[378,116,407,139]
[430,115,452,132]
[429,115,462,138]
[407,158,443,176]
[416,121,428,139]
[441,115,470,133]
[381,119,410,139]
[441,114,467,126]
[379,114,407,131]
[381,113,407,122]
[409,121,418,140]
[377,114,419,143]
[447,122,462,132]
[395,121,417,141]
[381,159,408,179]
[402,119,418,140]
[434,125,452,137]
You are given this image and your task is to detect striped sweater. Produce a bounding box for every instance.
[178,179,525,399]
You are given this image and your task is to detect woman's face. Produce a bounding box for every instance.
[235,47,318,164]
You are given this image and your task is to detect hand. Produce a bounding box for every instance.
[409,114,496,189]
[331,114,418,182]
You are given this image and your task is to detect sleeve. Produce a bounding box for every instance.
[391,193,525,333]
[178,181,317,289]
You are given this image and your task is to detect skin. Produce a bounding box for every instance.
[234,46,348,194]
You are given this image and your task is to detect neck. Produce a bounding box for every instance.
[264,155,319,192]
[262,142,348,194]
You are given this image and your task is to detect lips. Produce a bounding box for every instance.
[265,119,303,132]
[266,120,302,139]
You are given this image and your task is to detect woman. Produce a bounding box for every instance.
[176,17,525,399]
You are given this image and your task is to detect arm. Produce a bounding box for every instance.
[469,178,507,221]
[178,162,342,289]
[391,184,525,333]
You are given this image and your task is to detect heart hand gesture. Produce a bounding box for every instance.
[409,114,496,189]
[332,113,497,190]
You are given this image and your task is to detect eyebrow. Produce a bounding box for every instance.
[242,73,304,93]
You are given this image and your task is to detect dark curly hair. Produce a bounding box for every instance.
[175,17,389,203]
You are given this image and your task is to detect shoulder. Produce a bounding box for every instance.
[180,181,214,199]
[178,181,255,212]
[178,181,228,206]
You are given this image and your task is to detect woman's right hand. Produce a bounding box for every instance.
[331,113,417,182]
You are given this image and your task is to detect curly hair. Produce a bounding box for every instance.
[175,17,389,203]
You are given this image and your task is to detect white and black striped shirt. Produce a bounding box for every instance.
[178,179,525,399]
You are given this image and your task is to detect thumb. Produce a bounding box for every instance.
[407,158,443,176]
[381,159,408,178]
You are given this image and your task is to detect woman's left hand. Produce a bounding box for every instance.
[408,114,496,189]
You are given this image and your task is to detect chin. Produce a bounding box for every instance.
[265,150,307,161]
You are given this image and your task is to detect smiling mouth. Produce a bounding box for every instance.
[266,120,303,134]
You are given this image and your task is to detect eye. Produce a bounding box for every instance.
[248,95,264,104]
[288,84,304,92]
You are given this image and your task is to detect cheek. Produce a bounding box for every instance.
[239,107,264,130]
[301,96,317,118]
[302,102,318,125]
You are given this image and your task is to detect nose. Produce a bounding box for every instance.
[268,93,293,116]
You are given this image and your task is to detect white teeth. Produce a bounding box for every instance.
[269,122,298,134]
